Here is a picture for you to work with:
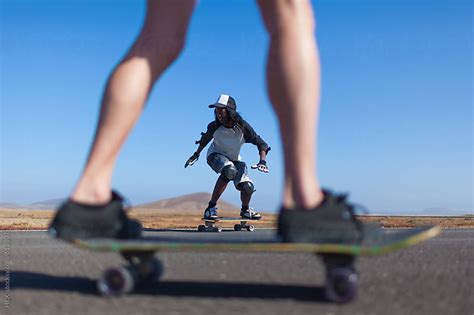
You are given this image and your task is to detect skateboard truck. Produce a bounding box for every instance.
[320,254,358,303]
[97,251,163,296]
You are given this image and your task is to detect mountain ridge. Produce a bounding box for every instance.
[136,192,239,212]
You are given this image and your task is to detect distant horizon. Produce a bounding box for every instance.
[0,191,471,216]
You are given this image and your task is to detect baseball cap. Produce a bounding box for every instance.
[208,94,236,110]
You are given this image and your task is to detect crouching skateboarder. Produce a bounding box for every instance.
[185,94,270,220]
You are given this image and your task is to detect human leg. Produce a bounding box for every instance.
[50,0,197,240]
[233,161,253,209]
[233,161,261,219]
[257,1,375,242]
[257,0,322,209]
[203,175,229,219]
[238,181,253,210]
[237,182,262,219]
[72,0,196,205]
[210,175,230,204]
[203,153,237,218]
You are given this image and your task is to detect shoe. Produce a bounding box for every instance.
[203,206,219,219]
[277,190,382,244]
[240,208,262,220]
[48,191,142,242]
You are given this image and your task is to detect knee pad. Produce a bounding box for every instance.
[221,165,238,180]
[238,182,255,196]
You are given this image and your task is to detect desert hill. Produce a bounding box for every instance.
[29,198,65,210]
[0,202,22,209]
[135,192,239,213]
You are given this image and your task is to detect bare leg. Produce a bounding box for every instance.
[257,0,323,209]
[71,0,196,204]
[240,190,251,209]
[210,176,229,204]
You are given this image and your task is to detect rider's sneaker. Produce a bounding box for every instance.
[240,208,262,220]
[277,190,382,244]
[48,191,142,242]
[203,206,219,219]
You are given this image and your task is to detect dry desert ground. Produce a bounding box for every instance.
[0,208,472,230]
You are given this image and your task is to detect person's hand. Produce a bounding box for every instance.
[185,152,199,168]
[251,160,269,173]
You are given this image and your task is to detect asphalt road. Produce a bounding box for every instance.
[0,229,472,315]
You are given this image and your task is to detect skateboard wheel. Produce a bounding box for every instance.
[325,267,358,303]
[140,258,163,284]
[215,227,223,233]
[234,224,242,231]
[246,225,255,232]
[97,266,135,296]
[198,225,206,232]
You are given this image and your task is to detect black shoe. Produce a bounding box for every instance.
[48,191,142,242]
[277,190,382,244]
[240,208,262,220]
[203,206,219,220]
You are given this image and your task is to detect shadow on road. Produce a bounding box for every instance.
[137,281,327,302]
[0,270,327,302]
[0,270,96,295]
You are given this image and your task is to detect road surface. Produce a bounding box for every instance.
[0,229,472,315]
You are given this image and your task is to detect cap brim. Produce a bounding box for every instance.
[208,103,227,108]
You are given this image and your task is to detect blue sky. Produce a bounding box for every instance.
[1,0,472,214]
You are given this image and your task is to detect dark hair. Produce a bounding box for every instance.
[214,108,244,130]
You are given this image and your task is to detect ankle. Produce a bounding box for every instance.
[71,182,112,205]
[241,205,249,212]
[208,201,217,208]
[303,189,324,209]
[283,189,324,210]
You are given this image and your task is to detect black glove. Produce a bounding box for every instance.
[251,160,269,173]
[185,152,199,168]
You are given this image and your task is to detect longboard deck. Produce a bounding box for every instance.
[73,226,441,257]
[201,217,260,222]
[199,217,260,232]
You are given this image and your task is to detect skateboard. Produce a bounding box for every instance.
[198,217,260,232]
[72,225,440,303]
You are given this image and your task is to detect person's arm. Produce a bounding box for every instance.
[243,120,270,173]
[185,121,218,168]
[193,142,206,156]
[253,149,269,173]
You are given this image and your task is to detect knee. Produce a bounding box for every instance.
[130,31,186,74]
[221,165,238,181]
[237,182,255,196]
[157,33,187,64]
[259,0,315,36]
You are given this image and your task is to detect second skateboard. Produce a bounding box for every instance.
[198,217,259,232]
